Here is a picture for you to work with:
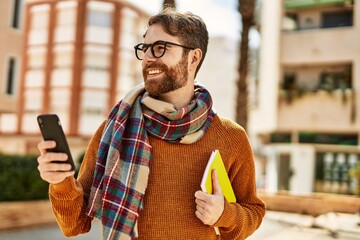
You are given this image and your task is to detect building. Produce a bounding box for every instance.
[0,0,150,158]
[251,0,359,195]
[0,0,244,161]
[198,35,240,120]
[0,0,24,133]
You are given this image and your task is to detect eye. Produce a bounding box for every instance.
[140,44,149,53]
[154,44,166,52]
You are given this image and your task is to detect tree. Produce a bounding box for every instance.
[162,0,176,10]
[235,0,255,130]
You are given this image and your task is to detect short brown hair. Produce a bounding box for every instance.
[147,9,209,77]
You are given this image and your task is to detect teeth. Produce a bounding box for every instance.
[148,69,162,75]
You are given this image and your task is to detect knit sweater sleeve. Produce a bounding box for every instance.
[48,121,106,237]
[212,117,266,239]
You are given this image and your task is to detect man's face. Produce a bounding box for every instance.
[141,24,190,97]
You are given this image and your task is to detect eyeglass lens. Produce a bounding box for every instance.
[135,41,167,60]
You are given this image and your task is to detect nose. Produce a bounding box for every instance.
[142,53,157,69]
[143,48,156,61]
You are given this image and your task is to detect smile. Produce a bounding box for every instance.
[148,69,163,75]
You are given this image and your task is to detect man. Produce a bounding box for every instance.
[37,9,265,240]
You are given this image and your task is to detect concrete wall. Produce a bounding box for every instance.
[0,0,23,113]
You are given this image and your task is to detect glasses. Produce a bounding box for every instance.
[134,40,195,60]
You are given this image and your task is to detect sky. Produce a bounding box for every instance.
[127,0,243,40]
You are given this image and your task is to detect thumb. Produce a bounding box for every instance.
[212,169,223,196]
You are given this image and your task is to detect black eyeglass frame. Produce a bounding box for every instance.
[134,40,195,60]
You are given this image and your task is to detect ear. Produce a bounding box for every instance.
[189,48,202,71]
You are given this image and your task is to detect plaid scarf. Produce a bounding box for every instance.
[87,83,215,239]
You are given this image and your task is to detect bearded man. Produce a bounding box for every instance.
[37,9,265,240]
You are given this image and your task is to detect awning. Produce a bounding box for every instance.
[284,0,354,10]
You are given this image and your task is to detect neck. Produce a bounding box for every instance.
[158,85,194,109]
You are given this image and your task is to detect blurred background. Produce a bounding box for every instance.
[0,0,359,239]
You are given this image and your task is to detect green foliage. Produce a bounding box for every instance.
[74,151,85,178]
[0,153,49,201]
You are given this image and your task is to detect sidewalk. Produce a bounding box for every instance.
[0,210,359,239]
[250,210,360,240]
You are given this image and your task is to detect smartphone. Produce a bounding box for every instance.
[37,114,75,171]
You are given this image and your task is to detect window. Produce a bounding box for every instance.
[319,66,352,91]
[322,10,353,28]
[280,72,297,103]
[304,17,315,30]
[299,132,358,146]
[87,1,113,27]
[315,152,359,194]
[270,132,292,143]
[278,154,291,191]
[12,0,22,29]
[282,73,296,91]
[283,13,298,31]
[6,57,17,95]
[281,64,352,95]
[87,11,112,27]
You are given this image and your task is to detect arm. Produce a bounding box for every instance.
[214,129,266,239]
[47,121,106,236]
[194,125,265,239]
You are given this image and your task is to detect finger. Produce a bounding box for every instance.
[41,171,75,184]
[196,204,205,215]
[38,152,68,164]
[195,190,208,200]
[195,210,205,222]
[195,198,207,208]
[195,209,211,225]
[212,169,223,196]
[46,152,68,161]
[38,162,72,172]
[37,140,56,155]
[37,153,68,166]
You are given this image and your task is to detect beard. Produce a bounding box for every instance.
[142,55,188,97]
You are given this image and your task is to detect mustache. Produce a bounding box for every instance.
[142,62,168,78]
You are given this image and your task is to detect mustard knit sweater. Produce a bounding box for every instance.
[49,115,265,240]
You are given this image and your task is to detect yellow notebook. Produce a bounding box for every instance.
[200,149,236,235]
[200,149,236,203]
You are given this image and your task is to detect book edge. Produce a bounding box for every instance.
[200,149,218,192]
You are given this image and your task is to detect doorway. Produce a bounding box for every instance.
[278,153,292,191]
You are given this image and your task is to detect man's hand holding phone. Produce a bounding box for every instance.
[37,140,75,184]
[36,114,76,184]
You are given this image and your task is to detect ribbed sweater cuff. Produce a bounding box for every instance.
[50,177,80,200]
[213,200,237,228]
